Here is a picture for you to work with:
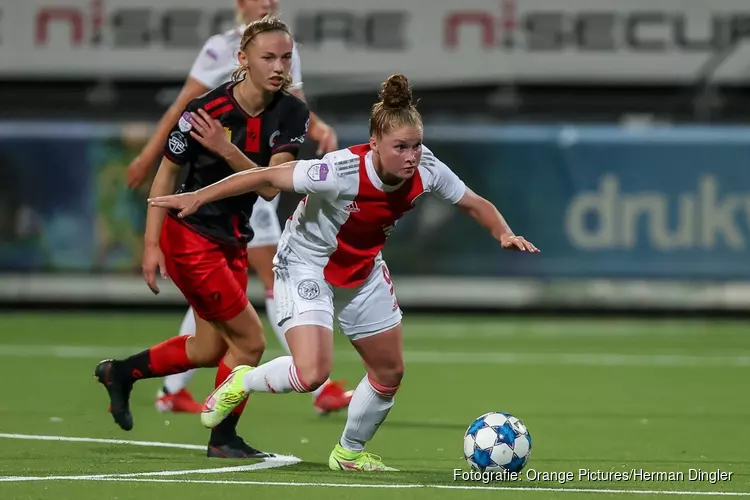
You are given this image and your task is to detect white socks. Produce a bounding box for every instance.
[339,375,399,453]
[162,307,198,394]
[162,298,330,400]
[242,356,312,394]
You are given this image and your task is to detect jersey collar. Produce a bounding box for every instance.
[365,150,405,193]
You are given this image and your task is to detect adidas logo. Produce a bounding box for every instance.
[344,202,360,213]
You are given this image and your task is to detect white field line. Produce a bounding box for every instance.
[8,477,750,496]
[0,433,301,482]
[401,321,727,338]
[1,344,750,367]
[0,433,746,496]
[0,433,205,450]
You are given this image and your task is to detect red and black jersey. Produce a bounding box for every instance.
[163,81,309,246]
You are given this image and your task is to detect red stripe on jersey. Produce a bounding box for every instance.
[245,117,261,153]
[209,104,234,118]
[323,145,425,288]
[230,214,243,241]
[204,96,229,111]
[288,196,308,221]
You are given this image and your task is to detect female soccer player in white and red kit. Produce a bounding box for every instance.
[125,0,350,416]
[149,74,539,471]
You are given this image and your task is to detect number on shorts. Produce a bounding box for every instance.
[382,265,394,296]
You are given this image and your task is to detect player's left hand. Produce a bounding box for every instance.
[311,121,338,155]
[148,192,202,219]
[189,109,234,158]
[500,233,540,252]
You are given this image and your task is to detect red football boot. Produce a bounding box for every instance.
[313,380,353,415]
[155,388,202,414]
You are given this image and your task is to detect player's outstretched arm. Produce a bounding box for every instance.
[148,163,297,219]
[456,187,540,252]
[187,109,262,171]
[186,108,282,201]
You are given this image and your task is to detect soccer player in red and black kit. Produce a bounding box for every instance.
[94,16,309,458]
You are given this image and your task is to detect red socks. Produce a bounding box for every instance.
[117,335,197,381]
[148,335,196,376]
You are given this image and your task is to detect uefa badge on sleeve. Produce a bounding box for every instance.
[307,163,329,182]
[178,112,193,132]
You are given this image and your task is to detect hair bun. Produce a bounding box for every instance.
[379,74,412,109]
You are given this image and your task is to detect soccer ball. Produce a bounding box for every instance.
[463,412,532,473]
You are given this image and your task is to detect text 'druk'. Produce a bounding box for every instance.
[565,175,750,251]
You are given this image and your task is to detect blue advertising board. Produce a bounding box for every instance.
[1,123,749,280]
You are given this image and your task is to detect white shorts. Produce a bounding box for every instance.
[273,249,402,341]
[247,196,281,249]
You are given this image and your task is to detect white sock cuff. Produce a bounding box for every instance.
[178,308,196,337]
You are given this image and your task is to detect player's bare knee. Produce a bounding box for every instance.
[233,338,266,367]
[296,363,331,392]
[384,369,405,390]
[391,364,405,386]
[370,362,404,392]
[302,368,330,392]
[225,349,262,368]
[250,336,267,357]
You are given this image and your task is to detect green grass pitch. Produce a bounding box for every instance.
[0,311,748,499]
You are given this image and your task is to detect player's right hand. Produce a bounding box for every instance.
[148,192,202,219]
[142,245,168,295]
[126,155,154,189]
[189,109,234,159]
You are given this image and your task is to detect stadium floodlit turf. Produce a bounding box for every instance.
[0,312,748,500]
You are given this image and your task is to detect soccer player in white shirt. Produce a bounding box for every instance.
[125,0,349,415]
[149,74,539,471]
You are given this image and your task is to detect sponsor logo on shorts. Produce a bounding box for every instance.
[307,163,329,182]
[178,112,193,132]
[297,279,321,300]
[168,131,188,155]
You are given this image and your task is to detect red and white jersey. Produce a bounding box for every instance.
[189,25,303,90]
[280,144,467,288]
